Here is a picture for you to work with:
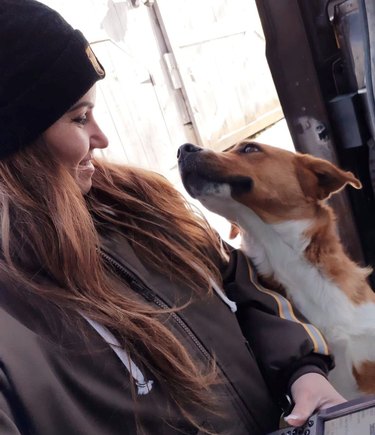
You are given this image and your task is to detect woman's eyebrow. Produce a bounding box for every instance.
[67,101,94,112]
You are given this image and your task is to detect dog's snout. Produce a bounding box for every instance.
[177,143,203,159]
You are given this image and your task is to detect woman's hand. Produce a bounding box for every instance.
[284,372,346,427]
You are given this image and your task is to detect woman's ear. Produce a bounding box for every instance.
[295,154,362,200]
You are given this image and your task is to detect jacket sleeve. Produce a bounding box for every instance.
[0,370,21,435]
[222,248,334,401]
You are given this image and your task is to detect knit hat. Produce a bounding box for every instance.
[0,0,105,159]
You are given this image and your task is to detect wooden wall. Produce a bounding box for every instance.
[156,0,283,151]
[40,0,282,179]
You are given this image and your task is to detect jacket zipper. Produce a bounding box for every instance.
[100,249,260,431]
[99,249,211,361]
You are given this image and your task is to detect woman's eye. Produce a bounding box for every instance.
[73,114,88,125]
[242,144,260,153]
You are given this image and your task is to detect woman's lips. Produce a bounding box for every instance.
[78,159,95,172]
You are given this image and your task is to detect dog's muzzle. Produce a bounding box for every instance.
[177,143,208,198]
[177,143,253,199]
[177,143,204,174]
[177,143,203,160]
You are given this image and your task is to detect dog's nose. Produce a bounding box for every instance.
[177,143,203,159]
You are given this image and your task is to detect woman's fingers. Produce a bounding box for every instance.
[284,373,346,427]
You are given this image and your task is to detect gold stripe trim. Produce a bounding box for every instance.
[245,257,329,355]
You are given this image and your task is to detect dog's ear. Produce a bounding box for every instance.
[295,154,362,200]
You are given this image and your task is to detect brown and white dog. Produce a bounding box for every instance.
[178,140,375,399]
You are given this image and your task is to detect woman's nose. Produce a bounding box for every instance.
[91,122,109,150]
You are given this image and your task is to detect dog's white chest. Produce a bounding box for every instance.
[238,211,375,397]
[241,217,353,334]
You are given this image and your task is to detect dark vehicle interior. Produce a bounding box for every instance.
[255,0,375,287]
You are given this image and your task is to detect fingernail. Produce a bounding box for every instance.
[284,414,300,422]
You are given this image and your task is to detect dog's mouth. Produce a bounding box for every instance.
[181,170,253,199]
[178,147,253,199]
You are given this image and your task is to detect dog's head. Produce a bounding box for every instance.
[177,140,361,223]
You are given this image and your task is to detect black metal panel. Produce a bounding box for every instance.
[329,92,370,149]
[254,0,375,281]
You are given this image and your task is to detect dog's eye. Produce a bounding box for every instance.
[242,143,260,154]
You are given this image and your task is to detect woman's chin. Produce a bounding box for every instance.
[76,171,94,194]
[80,181,92,194]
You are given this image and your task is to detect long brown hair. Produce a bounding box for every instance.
[0,141,226,432]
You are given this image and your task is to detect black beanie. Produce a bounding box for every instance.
[0,0,105,159]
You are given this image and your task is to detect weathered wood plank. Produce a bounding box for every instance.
[155,0,282,150]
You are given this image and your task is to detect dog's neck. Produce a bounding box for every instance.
[241,217,310,278]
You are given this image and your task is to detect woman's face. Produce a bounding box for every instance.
[42,85,108,194]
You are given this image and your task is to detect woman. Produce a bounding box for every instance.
[0,1,344,434]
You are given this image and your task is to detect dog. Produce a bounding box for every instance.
[178,139,375,399]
